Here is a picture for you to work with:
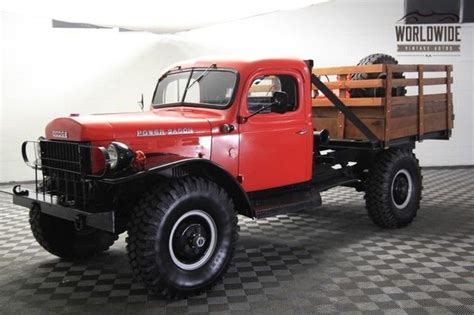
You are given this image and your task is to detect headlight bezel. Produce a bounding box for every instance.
[105,142,134,172]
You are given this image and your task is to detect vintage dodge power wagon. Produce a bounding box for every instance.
[13,54,454,297]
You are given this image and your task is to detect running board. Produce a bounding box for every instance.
[251,187,322,219]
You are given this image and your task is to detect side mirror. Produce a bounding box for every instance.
[271,91,288,114]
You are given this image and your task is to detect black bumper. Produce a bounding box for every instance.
[13,193,115,233]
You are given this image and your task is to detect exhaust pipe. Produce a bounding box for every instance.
[314,129,330,144]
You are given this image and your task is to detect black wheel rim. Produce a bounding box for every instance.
[169,210,217,270]
[391,169,413,209]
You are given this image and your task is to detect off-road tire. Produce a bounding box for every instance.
[29,205,118,259]
[350,53,407,98]
[365,149,422,228]
[126,176,239,298]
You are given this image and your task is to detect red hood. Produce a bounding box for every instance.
[45,108,218,157]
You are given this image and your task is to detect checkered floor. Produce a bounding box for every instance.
[0,168,473,314]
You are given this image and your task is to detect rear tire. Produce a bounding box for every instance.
[126,176,238,298]
[350,53,407,98]
[365,149,422,228]
[29,205,117,259]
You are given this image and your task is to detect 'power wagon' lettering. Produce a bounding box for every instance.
[137,128,194,137]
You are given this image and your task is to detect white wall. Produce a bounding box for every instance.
[1,0,473,182]
[0,12,212,182]
[177,0,474,167]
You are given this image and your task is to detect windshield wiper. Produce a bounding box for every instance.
[181,64,216,103]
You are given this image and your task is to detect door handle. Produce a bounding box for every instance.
[296,129,308,135]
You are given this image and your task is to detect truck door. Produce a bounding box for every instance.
[238,70,312,192]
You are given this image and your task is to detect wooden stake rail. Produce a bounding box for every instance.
[311,64,454,145]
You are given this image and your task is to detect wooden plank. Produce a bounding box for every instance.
[384,65,393,147]
[446,65,453,130]
[312,107,338,118]
[418,65,424,140]
[313,107,384,119]
[391,65,418,72]
[312,97,384,107]
[424,101,450,115]
[315,64,449,76]
[349,107,384,119]
[391,64,447,72]
[392,78,418,87]
[389,112,448,140]
[391,101,447,118]
[317,79,384,90]
[313,64,385,76]
[425,77,453,86]
[392,95,418,106]
[422,64,449,72]
[391,93,448,106]
[425,112,448,133]
[344,118,384,140]
[391,77,453,88]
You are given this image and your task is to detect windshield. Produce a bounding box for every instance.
[152,69,237,108]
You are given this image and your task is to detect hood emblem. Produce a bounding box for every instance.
[137,128,194,137]
[52,130,68,139]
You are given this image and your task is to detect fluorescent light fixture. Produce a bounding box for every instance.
[0,0,330,33]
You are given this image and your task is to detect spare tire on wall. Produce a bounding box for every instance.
[350,53,407,98]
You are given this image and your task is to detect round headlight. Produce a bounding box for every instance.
[105,142,134,171]
[107,144,119,169]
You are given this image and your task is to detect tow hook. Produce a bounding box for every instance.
[74,214,86,231]
[13,185,29,196]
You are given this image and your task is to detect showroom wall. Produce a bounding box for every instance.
[1,0,473,182]
[0,12,213,182]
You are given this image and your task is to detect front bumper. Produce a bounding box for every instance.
[13,191,115,233]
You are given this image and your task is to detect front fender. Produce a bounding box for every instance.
[102,154,253,218]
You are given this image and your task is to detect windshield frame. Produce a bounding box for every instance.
[151,67,239,110]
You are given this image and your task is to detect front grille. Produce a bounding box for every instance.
[40,140,91,174]
[39,140,92,208]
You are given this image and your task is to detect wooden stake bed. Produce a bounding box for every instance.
[311,64,454,146]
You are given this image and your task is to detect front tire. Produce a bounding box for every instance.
[365,149,422,228]
[29,205,118,259]
[126,177,238,298]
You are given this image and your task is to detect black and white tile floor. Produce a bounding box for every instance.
[0,168,473,314]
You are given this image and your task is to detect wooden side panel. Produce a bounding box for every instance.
[311,63,454,143]
[344,118,385,140]
[312,107,385,140]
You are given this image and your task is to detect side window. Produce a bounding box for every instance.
[247,75,298,114]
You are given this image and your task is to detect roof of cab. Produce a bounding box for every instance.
[168,57,310,74]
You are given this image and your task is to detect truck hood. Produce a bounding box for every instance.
[45,109,215,156]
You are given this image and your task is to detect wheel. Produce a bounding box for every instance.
[350,53,407,98]
[364,149,422,228]
[29,205,118,259]
[126,176,238,298]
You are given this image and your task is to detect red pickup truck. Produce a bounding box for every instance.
[13,54,453,298]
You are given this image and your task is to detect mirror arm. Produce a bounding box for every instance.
[244,102,276,121]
